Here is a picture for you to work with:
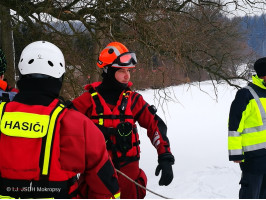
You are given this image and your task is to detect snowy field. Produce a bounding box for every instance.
[137,80,248,199]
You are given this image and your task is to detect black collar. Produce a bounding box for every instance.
[13,78,62,106]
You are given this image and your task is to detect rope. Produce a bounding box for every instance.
[115,169,171,199]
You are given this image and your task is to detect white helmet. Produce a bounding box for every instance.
[18,41,65,78]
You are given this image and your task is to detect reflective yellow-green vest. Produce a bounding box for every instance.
[228,84,266,157]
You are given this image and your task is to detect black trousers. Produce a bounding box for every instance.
[239,171,266,199]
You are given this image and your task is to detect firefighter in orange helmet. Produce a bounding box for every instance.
[0,41,120,199]
[73,42,175,199]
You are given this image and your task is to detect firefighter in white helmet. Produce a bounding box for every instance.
[0,41,120,199]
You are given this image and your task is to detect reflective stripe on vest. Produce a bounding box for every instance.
[243,86,266,134]
[229,149,243,156]
[228,131,241,137]
[235,86,266,152]
[42,104,65,175]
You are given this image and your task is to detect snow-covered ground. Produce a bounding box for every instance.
[137,80,247,199]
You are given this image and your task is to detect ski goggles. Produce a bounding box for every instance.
[112,52,137,68]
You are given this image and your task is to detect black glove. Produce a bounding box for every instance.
[155,153,175,186]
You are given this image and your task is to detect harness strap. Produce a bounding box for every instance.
[96,125,140,146]
[96,124,140,169]
[89,88,104,125]
[91,115,134,120]
[133,140,140,146]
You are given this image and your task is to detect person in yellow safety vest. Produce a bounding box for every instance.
[0,41,120,199]
[228,57,266,199]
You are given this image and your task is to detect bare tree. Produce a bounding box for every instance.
[0,0,263,98]
[0,5,16,87]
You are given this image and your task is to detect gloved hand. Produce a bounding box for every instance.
[155,153,175,186]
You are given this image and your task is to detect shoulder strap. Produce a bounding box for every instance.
[39,103,66,178]
[0,102,7,134]
[58,96,76,110]
[89,88,104,114]
[89,88,104,125]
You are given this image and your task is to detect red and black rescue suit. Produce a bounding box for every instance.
[73,68,174,199]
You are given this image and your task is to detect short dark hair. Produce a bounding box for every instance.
[254,57,266,77]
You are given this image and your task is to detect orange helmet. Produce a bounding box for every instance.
[97,42,137,69]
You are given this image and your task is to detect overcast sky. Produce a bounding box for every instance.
[225,1,266,18]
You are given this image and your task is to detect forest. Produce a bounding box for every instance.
[242,14,266,57]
